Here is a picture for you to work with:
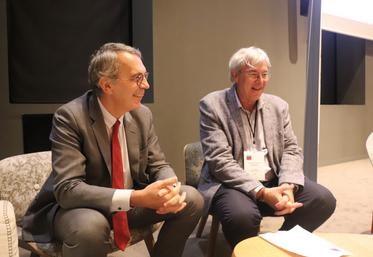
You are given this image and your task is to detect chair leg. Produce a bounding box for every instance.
[144,233,155,254]
[206,214,220,257]
[371,211,373,234]
[196,214,209,238]
[19,240,52,257]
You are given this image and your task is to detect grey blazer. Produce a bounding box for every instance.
[198,85,304,214]
[22,90,175,243]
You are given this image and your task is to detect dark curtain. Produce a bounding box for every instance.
[7,0,131,103]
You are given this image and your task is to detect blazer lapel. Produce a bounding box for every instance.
[124,112,139,180]
[261,95,275,169]
[227,85,249,150]
[88,93,112,174]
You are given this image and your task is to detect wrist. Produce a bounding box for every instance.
[256,187,266,201]
[130,189,144,208]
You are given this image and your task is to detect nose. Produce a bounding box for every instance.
[139,78,150,89]
[257,75,264,82]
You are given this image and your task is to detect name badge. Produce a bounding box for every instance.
[244,148,271,181]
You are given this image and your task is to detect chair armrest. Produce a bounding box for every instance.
[0,200,19,257]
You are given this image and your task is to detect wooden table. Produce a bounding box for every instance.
[232,233,373,257]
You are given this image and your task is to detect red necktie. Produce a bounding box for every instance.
[111,120,131,250]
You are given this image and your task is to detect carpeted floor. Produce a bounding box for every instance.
[20,159,373,257]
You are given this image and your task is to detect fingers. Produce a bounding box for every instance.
[156,191,187,214]
[279,183,294,192]
[164,191,186,207]
[156,202,186,215]
[157,178,178,197]
[274,194,289,210]
[157,177,178,189]
[274,202,303,216]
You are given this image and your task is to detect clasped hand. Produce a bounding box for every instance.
[131,177,186,215]
[261,183,303,215]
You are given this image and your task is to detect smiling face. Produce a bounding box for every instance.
[98,51,149,117]
[233,62,269,111]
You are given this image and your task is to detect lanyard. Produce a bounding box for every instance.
[246,103,258,145]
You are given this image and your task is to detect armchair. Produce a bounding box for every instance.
[0,151,159,257]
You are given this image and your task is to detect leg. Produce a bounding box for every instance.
[54,208,112,257]
[128,185,203,257]
[211,185,262,249]
[280,177,336,231]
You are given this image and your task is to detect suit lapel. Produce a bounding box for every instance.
[124,112,139,180]
[261,95,275,167]
[88,94,112,174]
[227,85,249,150]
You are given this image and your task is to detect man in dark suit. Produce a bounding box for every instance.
[198,46,336,248]
[22,43,203,257]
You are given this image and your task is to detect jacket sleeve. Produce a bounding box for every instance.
[277,102,304,186]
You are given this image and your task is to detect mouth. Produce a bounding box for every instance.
[251,87,263,91]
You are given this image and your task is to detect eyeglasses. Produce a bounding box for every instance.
[118,72,150,87]
[241,71,270,81]
[130,72,150,86]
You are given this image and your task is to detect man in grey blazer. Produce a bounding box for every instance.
[22,43,203,257]
[198,46,336,248]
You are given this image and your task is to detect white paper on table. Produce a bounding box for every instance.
[259,225,352,257]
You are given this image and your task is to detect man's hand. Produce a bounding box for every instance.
[259,184,302,215]
[129,177,187,214]
[156,182,187,214]
[274,183,303,215]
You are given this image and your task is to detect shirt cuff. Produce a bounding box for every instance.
[252,185,264,199]
[111,189,134,212]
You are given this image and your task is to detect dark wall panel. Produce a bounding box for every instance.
[7,0,131,103]
[321,30,365,105]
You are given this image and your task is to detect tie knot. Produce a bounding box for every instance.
[113,120,121,135]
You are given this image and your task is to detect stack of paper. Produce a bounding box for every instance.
[260,225,352,257]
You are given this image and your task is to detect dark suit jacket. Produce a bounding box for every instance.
[22,90,175,243]
[198,85,305,215]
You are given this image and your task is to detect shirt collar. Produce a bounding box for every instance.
[97,98,124,128]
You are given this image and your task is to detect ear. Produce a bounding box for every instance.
[98,77,113,94]
[231,70,239,83]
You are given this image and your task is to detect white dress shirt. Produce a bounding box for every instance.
[98,98,134,212]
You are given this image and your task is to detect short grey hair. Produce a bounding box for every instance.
[88,42,142,95]
[228,46,271,82]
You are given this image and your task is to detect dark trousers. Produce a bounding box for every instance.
[211,177,336,248]
[53,185,203,257]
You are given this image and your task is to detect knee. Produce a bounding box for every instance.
[181,185,204,217]
[221,209,261,233]
[321,188,337,215]
[66,209,111,245]
[310,186,337,216]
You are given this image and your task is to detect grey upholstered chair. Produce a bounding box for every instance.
[366,132,373,234]
[0,151,159,257]
[184,142,220,257]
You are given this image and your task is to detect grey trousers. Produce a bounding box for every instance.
[53,185,203,257]
[211,177,337,248]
